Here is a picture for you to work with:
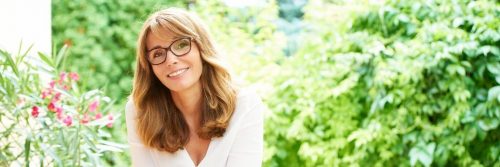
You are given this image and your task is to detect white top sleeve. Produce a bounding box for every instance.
[225,92,265,167]
[125,99,156,167]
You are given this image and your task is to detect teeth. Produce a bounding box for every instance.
[168,68,188,77]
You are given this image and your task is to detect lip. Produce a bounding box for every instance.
[167,67,189,79]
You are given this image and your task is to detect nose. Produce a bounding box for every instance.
[164,50,179,66]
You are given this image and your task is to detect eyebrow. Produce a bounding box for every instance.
[146,37,184,52]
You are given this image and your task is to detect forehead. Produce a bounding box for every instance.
[145,28,181,50]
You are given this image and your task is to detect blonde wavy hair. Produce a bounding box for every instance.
[132,8,237,153]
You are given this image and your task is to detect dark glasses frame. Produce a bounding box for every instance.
[146,37,192,65]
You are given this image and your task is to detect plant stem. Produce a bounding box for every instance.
[73,122,81,167]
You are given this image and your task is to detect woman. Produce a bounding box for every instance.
[125,8,265,167]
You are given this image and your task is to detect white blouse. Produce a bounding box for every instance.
[125,88,265,167]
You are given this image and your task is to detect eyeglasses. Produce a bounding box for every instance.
[146,37,192,65]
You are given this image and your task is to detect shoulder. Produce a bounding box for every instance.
[231,87,266,125]
[125,97,137,120]
[236,87,263,107]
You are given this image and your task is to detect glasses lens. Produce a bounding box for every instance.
[149,48,167,64]
[171,38,191,56]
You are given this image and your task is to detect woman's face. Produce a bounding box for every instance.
[146,29,203,93]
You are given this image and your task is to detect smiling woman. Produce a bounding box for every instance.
[125,8,265,167]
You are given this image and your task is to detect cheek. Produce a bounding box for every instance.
[151,66,165,79]
[190,48,203,77]
[194,64,203,79]
[194,58,204,77]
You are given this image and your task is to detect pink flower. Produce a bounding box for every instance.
[58,72,66,85]
[49,80,56,88]
[53,92,62,102]
[55,106,63,114]
[89,100,99,112]
[69,72,79,81]
[31,106,39,118]
[63,115,72,126]
[56,106,63,119]
[63,85,70,91]
[95,112,102,120]
[47,102,56,112]
[80,114,90,124]
[106,114,114,128]
[41,90,49,99]
[56,111,64,120]
[59,72,67,80]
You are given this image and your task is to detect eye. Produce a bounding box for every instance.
[154,52,162,57]
[151,49,166,58]
[176,41,189,49]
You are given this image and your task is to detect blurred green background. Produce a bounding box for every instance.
[51,0,499,166]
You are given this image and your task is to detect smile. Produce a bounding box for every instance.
[168,68,189,77]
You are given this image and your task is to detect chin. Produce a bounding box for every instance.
[165,82,195,93]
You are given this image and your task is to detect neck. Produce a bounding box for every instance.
[171,82,203,127]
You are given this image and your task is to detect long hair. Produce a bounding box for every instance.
[132,8,237,153]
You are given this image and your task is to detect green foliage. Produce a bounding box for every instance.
[0,45,124,166]
[262,0,500,166]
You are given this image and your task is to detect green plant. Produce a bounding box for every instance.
[0,45,125,166]
[262,0,500,166]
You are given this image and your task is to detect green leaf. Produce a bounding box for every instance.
[478,119,499,131]
[464,48,478,57]
[1,49,19,76]
[479,45,499,56]
[40,143,62,166]
[17,44,34,66]
[38,52,55,68]
[24,135,31,167]
[486,63,500,75]
[409,142,435,167]
[447,64,466,76]
[97,140,128,151]
[452,17,464,27]
[55,45,68,70]
[487,86,500,102]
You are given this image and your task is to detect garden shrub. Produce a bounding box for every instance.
[0,46,124,166]
[263,0,499,166]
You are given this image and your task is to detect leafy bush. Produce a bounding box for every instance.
[263,0,499,166]
[0,46,124,166]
